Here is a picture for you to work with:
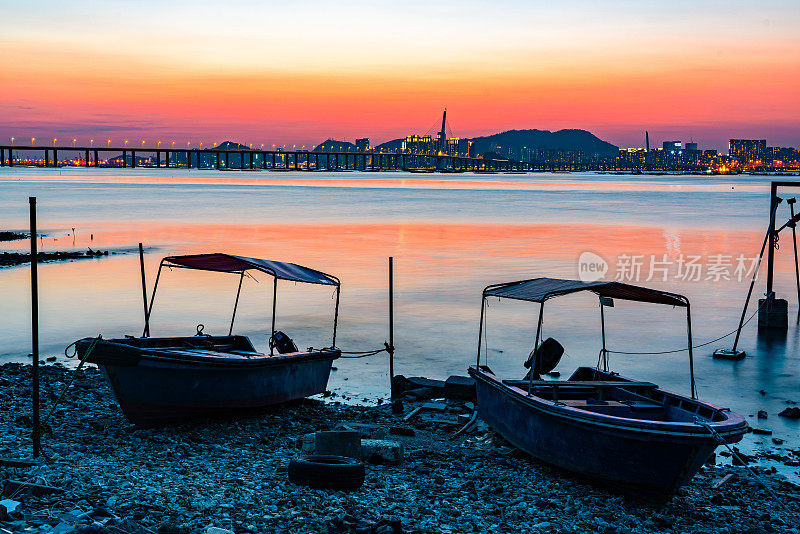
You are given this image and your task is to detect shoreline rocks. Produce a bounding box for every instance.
[1,363,799,533]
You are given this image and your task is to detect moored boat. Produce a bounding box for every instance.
[75,253,341,427]
[468,277,747,500]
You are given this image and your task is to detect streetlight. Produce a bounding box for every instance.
[171,141,175,149]
[141,139,146,148]
[53,138,57,146]
[107,139,111,148]
[31,137,36,145]
[10,137,14,146]
[72,138,77,148]
[124,140,128,147]
[90,139,94,147]
[157,141,161,148]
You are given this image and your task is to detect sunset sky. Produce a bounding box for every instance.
[1,0,798,151]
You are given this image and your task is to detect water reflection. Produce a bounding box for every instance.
[0,170,798,479]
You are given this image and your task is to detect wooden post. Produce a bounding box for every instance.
[29,197,40,457]
[139,243,150,337]
[389,257,395,398]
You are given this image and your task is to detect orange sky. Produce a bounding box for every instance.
[2,1,799,150]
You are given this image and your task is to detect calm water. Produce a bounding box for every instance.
[1,168,798,477]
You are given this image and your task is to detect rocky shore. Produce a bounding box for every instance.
[1,363,799,534]
[0,232,28,242]
[0,250,110,268]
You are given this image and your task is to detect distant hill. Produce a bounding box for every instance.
[375,138,404,152]
[373,129,618,160]
[481,151,510,162]
[211,141,249,151]
[313,139,356,152]
[469,129,618,160]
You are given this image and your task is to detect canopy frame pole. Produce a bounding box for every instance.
[527,301,545,395]
[476,294,485,366]
[139,243,150,337]
[687,302,696,399]
[143,260,165,337]
[332,284,340,348]
[270,276,277,356]
[229,271,245,336]
[599,298,608,372]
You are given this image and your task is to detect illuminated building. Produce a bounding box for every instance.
[403,135,434,153]
[729,139,766,163]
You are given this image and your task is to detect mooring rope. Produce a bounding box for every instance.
[695,417,782,503]
[33,335,102,448]
[607,297,770,356]
[338,342,391,359]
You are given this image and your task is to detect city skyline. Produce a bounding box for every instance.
[2,0,799,149]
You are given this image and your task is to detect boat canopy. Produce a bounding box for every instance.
[163,253,339,286]
[477,277,696,398]
[484,278,687,307]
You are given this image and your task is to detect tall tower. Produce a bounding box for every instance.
[645,131,650,152]
[437,108,447,153]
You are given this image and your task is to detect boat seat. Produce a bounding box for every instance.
[227,350,263,357]
[503,379,658,389]
[561,399,665,417]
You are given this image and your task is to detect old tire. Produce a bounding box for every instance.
[288,455,365,490]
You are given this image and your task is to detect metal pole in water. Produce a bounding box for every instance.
[139,243,150,337]
[29,197,40,458]
[389,257,395,399]
[788,198,800,310]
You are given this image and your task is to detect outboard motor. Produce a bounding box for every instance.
[524,337,564,379]
[269,331,298,354]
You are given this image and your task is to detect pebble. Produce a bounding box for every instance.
[0,363,798,534]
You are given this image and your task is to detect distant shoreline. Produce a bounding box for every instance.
[0,231,27,242]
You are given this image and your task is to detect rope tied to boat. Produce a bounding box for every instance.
[338,342,392,359]
[607,297,770,355]
[694,417,782,503]
[33,335,103,451]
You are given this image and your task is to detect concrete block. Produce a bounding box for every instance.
[361,439,403,465]
[445,375,476,401]
[758,298,788,330]
[393,375,445,397]
[314,430,362,459]
[298,432,316,454]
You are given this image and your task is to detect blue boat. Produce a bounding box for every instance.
[468,278,747,500]
[75,253,341,427]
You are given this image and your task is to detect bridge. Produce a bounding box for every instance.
[0,145,529,172]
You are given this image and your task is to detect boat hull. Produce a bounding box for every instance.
[469,367,746,500]
[78,337,338,426]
